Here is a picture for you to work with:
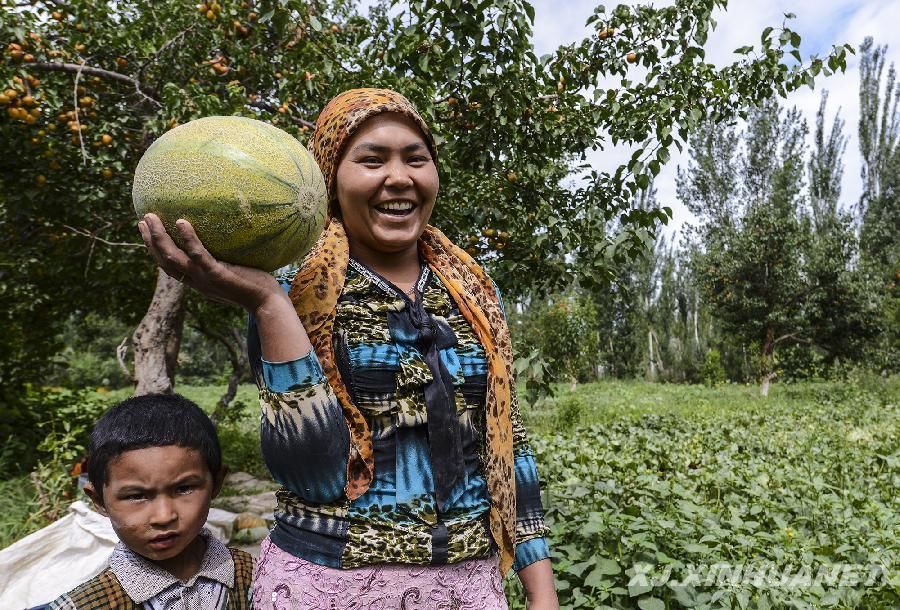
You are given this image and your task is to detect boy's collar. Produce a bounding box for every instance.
[108,528,234,602]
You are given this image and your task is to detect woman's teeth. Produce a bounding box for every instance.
[376,201,415,215]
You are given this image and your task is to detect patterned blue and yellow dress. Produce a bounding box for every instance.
[248,258,550,571]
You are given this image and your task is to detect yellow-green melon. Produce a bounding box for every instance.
[132,116,327,271]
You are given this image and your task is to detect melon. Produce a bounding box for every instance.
[132,116,327,271]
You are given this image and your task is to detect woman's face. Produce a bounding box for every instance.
[334,113,438,256]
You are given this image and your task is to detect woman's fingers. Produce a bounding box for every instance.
[174,218,218,276]
[138,213,191,277]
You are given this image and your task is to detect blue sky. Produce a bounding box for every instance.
[528,0,900,233]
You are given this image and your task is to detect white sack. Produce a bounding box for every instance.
[0,501,236,609]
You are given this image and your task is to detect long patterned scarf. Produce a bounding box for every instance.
[292,88,517,574]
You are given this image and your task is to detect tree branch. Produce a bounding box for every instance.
[73,60,88,165]
[62,224,144,248]
[24,61,161,107]
[773,331,809,345]
[187,307,247,422]
[247,100,316,129]
[138,24,198,85]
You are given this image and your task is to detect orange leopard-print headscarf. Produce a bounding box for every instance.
[292,88,517,574]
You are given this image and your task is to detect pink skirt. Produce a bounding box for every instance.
[253,536,509,610]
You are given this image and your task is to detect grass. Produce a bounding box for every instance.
[524,375,899,432]
[0,475,40,550]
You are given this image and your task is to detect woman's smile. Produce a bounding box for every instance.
[374,199,417,216]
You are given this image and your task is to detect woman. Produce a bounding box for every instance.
[138,88,558,609]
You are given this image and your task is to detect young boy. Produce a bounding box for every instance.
[33,394,253,610]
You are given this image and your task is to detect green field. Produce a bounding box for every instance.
[510,378,900,609]
[3,379,897,609]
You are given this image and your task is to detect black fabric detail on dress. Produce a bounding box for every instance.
[351,368,397,394]
[388,301,463,512]
[460,375,488,405]
[431,522,449,565]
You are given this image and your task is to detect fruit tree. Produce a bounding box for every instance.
[0,0,850,397]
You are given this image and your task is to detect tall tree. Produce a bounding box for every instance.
[685,99,880,393]
[858,37,900,212]
[857,37,900,370]
[809,91,847,232]
[805,92,880,370]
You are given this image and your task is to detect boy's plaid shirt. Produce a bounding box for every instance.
[38,531,252,610]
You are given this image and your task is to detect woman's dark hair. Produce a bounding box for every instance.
[87,393,222,500]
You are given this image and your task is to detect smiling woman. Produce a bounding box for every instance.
[137,88,558,609]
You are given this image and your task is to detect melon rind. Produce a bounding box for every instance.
[132,116,327,271]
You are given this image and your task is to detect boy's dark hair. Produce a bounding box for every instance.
[87,393,222,500]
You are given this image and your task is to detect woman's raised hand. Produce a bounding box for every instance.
[137,213,282,314]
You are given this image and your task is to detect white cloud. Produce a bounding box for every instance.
[529,0,900,234]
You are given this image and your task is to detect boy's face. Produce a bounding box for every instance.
[86,445,223,576]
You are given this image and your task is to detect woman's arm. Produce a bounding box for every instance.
[518,559,559,610]
[251,288,313,361]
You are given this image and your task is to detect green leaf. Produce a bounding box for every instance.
[566,560,594,577]
[309,15,323,31]
[629,581,653,596]
[595,558,621,575]
[584,561,620,588]
[637,598,666,610]
[523,2,535,23]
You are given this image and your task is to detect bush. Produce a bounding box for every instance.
[218,424,267,480]
[776,344,828,381]
[1,386,114,476]
[701,348,726,387]
[555,395,585,429]
[0,475,40,549]
[512,295,599,387]
[0,388,114,544]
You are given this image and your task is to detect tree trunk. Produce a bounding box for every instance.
[115,335,134,383]
[647,328,657,381]
[209,327,248,424]
[132,269,187,395]
[759,327,776,397]
[651,329,665,375]
[693,292,700,347]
